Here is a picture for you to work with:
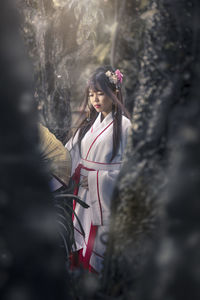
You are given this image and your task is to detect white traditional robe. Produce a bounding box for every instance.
[65,112,131,272]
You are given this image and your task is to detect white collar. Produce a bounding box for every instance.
[92,112,113,132]
[99,112,113,124]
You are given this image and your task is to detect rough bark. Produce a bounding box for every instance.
[103,0,195,298]
[135,1,200,299]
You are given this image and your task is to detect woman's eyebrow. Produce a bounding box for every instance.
[89,89,103,93]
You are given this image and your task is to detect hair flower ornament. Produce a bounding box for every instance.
[115,69,123,83]
[105,69,123,88]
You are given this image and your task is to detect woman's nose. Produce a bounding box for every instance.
[94,94,99,101]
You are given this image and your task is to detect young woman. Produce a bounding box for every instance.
[65,66,131,273]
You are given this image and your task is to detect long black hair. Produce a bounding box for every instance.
[74,66,130,161]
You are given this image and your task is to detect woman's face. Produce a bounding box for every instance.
[88,88,113,118]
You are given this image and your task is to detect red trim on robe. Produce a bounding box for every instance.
[70,224,98,273]
[97,171,103,225]
[74,227,84,237]
[71,164,99,272]
[84,224,98,268]
[70,118,114,272]
[74,227,88,248]
[71,163,95,220]
[85,120,114,160]
[70,249,98,274]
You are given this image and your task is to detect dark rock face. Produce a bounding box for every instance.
[136,102,200,300]
[19,0,74,142]
[103,0,200,299]
[0,1,69,299]
[19,0,105,142]
[135,2,200,298]
[18,0,139,141]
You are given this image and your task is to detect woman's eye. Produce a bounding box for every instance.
[97,93,104,96]
[89,94,93,97]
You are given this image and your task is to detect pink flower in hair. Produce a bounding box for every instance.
[115,69,123,83]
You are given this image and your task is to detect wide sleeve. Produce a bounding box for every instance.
[88,169,120,226]
[65,132,80,176]
[121,117,132,154]
[87,117,132,226]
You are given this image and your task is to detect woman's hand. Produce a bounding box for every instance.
[81,176,88,190]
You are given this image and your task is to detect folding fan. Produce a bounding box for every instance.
[39,124,71,187]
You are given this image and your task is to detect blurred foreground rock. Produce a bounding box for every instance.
[103,1,200,299]
[0,1,69,299]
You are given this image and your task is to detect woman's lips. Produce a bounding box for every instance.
[94,105,101,108]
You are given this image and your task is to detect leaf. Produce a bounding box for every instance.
[55,193,90,208]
